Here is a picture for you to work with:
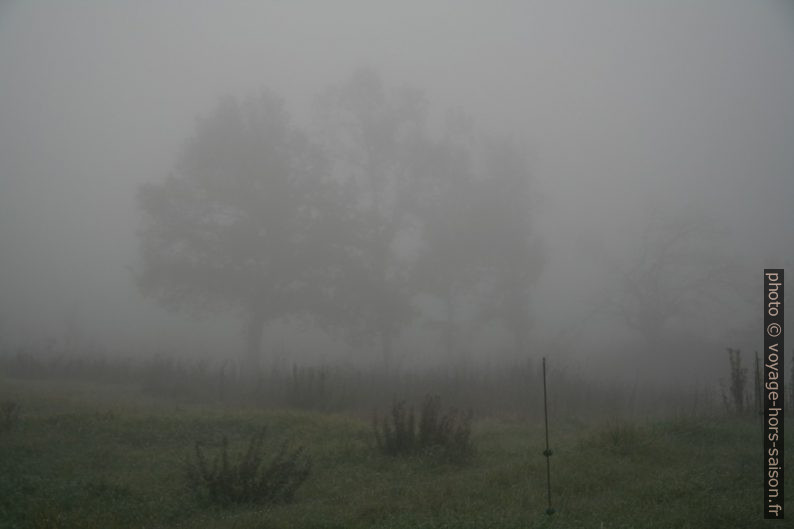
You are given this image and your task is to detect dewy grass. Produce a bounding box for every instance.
[0,378,791,528]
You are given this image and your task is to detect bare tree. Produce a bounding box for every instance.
[607,213,740,355]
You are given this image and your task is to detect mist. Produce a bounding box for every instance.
[1,0,793,388]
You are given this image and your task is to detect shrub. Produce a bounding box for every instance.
[0,401,20,433]
[374,400,416,455]
[185,427,311,505]
[373,394,473,462]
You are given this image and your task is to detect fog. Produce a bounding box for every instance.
[1,1,793,387]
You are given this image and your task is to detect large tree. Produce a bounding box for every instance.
[411,113,481,360]
[313,68,428,368]
[136,91,348,374]
[413,125,543,360]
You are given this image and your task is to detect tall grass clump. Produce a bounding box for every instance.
[373,394,474,462]
[185,427,312,505]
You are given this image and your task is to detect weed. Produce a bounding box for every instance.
[374,400,416,455]
[185,427,311,505]
[374,394,474,462]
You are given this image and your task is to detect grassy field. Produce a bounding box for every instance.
[0,377,790,529]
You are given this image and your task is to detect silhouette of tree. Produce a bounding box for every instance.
[137,91,349,374]
[608,214,738,355]
[313,68,428,368]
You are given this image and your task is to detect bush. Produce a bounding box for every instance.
[185,427,311,505]
[374,394,474,462]
[0,401,20,433]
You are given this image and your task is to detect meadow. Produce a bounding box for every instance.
[0,353,790,529]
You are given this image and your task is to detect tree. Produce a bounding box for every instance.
[606,213,739,356]
[413,124,542,360]
[313,68,428,368]
[411,112,480,360]
[136,91,346,374]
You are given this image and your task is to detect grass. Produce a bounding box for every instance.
[0,377,791,528]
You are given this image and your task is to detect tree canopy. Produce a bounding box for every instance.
[137,91,350,372]
[137,72,543,371]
